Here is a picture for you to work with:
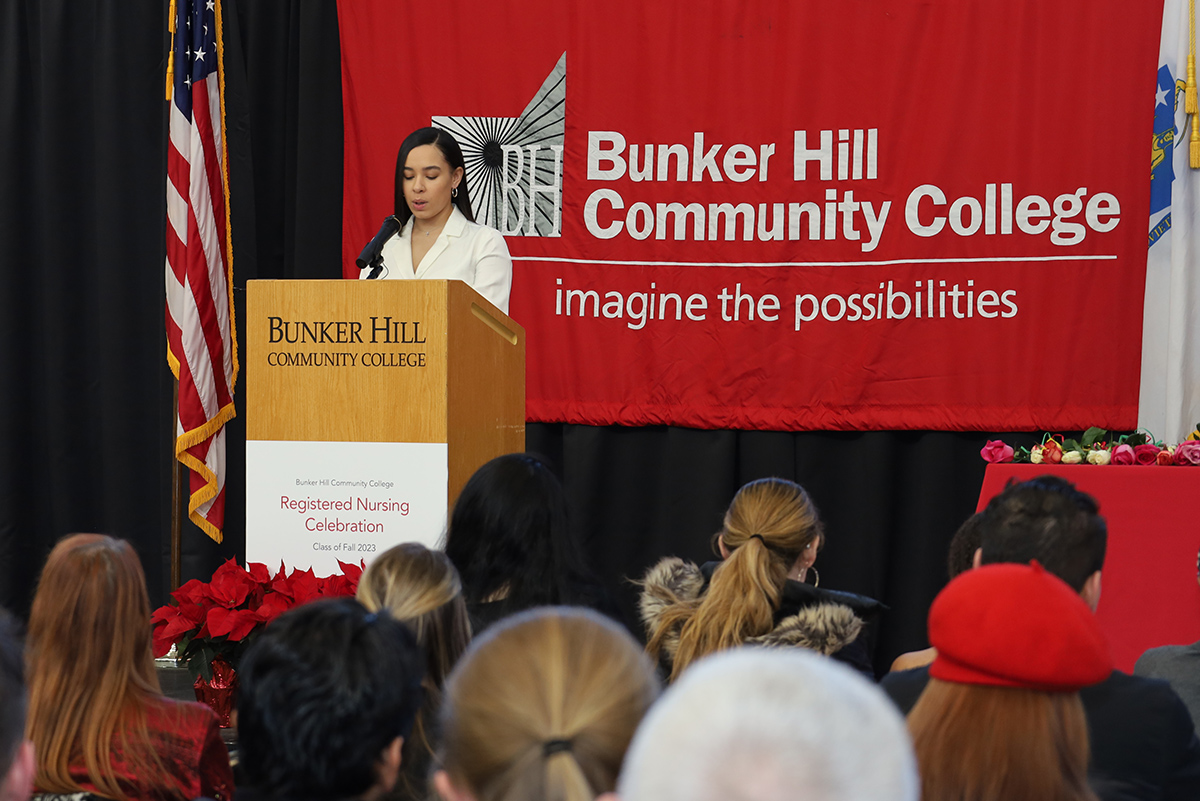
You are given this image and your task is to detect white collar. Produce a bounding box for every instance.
[404,204,468,240]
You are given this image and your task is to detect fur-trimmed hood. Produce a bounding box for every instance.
[639,556,867,665]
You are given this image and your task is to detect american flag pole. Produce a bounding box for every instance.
[164,0,238,549]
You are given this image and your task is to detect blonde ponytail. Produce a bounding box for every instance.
[649,478,824,681]
[439,608,659,801]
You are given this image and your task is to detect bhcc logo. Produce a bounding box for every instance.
[433,53,565,238]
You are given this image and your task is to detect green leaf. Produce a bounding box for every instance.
[1063,439,1081,453]
[1081,427,1107,448]
[197,643,217,683]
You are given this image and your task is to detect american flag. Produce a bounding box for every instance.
[165,0,237,543]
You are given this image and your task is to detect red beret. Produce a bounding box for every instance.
[929,561,1112,691]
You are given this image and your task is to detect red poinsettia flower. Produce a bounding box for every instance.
[151,603,205,657]
[248,562,273,586]
[336,559,365,584]
[172,577,215,608]
[208,558,258,609]
[254,592,294,626]
[205,606,260,642]
[320,574,354,598]
[288,568,322,606]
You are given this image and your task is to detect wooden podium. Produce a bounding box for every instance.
[244,279,524,572]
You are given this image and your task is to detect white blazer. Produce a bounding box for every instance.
[361,206,513,314]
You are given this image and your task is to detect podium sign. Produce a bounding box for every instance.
[245,280,525,573]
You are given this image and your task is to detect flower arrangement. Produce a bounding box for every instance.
[981,426,1200,466]
[151,558,364,681]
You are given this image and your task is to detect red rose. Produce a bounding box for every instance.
[1174,441,1200,465]
[1041,440,1063,464]
[1111,444,1135,465]
[1158,449,1176,465]
[980,440,1015,463]
[1133,444,1161,465]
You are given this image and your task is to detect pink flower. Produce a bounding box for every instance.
[1174,441,1200,465]
[1133,444,1161,465]
[980,440,1015,463]
[1111,444,1135,465]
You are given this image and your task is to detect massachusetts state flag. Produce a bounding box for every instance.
[1138,0,1200,442]
[164,0,237,543]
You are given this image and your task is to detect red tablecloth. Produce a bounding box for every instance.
[978,464,1200,672]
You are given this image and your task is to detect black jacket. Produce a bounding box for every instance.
[639,557,884,679]
[882,666,1200,801]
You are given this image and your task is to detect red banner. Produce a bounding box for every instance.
[338,0,1161,431]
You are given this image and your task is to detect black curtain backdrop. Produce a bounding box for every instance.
[0,0,1045,674]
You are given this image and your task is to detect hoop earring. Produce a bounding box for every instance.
[806,567,820,588]
[452,186,458,198]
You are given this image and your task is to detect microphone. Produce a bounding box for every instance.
[357,215,401,279]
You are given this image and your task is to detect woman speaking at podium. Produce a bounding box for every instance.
[359,127,513,314]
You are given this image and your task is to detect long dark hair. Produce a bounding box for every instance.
[445,454,599,615]
[393,127,475,225]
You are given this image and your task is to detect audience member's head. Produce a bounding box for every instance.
[946,512,984,579]
[978,475,1106,600]
[357,543,471,798]
[908,562,1111,801]
[26,534,167,799]
[648,477,825,680]
[238,599,424,801]
[434,607,659,801]
[615,648,918,801]
[0,611,33,801]
[445,453,598,617]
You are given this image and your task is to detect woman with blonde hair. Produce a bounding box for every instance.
[906,561,1110,801]
[640,477,881,682]
[432,607,659,801]
[357,543,472,801]
[26,534,233,801]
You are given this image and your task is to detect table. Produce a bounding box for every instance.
[978,464,1200,673]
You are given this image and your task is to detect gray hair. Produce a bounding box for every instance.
[617,648,918,801]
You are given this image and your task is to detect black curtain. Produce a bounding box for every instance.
[0,0,176,615]
[0,0,1042,674]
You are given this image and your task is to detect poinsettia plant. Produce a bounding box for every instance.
[980,425,1200,467]
[151,559,364,681]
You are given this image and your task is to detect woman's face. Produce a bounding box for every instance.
[403,144,463,224]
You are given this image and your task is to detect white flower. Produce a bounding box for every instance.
[1030,446,1043,464]
[1061,450,1083,464]
[1087,449,1111,465]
